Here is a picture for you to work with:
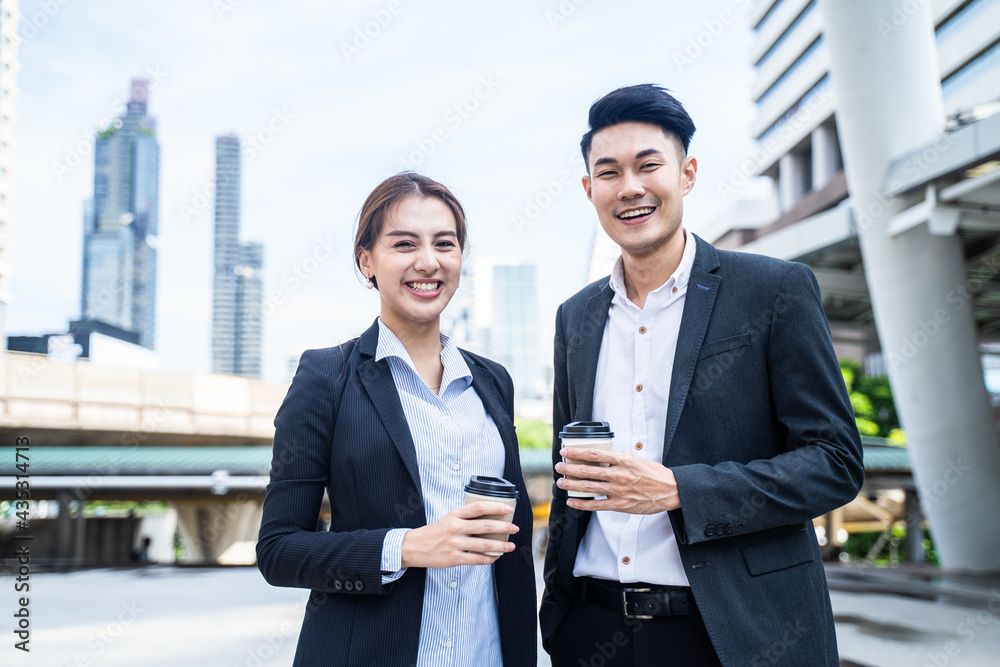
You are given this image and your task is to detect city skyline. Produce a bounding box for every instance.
[9,1,759,383]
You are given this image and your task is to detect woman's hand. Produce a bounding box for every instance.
[400,501,519,568]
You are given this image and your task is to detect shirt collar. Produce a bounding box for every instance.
[375,318,472,390]
[608,228,697,302]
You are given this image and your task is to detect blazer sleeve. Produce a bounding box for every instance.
[539,303,573,640]
[669,263,865,544]
[256,347,394,594]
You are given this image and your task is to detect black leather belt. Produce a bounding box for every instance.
[577,577,699,620]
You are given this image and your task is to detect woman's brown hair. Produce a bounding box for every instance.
[354,172,468,288]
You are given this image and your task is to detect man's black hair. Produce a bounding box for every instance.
[580,84,696,170]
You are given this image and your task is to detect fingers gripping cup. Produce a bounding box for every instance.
[464,476,519,556]
[559,421,615,499]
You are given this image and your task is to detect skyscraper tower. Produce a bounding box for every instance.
[212,134,263,378]
[80,79,160,349]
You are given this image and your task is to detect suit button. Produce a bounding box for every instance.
[716,524,725,535]
[334,580,342,591]
[735,523,743,533]
[345,581,354,591]
[355,580,364,591]
[725,525,734,535]
[705,526,715,537]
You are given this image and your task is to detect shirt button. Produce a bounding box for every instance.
[443,415,451,422]
[635,442,643,450]
[638,326,647,334]
[672,286,678,293]
[450,580,458,589]
[452,462,460,471]
[636,384,643,392]
[622,556,631,565]
[445,640,453,649]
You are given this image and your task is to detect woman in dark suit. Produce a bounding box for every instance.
[256,172,536,666]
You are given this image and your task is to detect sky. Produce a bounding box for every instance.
[9,0,762,383]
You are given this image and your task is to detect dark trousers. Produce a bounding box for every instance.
[550,584,722,667]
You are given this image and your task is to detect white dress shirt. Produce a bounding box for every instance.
[573,229,697,586]
[376,319,506,667]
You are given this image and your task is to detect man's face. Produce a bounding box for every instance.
[583,122,697,259]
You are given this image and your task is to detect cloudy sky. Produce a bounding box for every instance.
[10,0,761,383]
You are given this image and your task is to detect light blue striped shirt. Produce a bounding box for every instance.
[377,319,506,667]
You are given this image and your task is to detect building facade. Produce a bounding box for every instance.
[80,79,160,349]
[211,134,263,378]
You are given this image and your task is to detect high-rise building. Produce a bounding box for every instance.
[476,259,540,401]
[80,79,160,349]
[0,0,19,338]
[212,134,263,378]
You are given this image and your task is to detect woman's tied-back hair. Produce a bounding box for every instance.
[354,171,468,289]
[580,84,697,171]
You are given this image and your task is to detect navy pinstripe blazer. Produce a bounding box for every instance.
[257,320,537,666]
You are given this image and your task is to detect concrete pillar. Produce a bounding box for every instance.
[812,122,840,189]
[56,491,72,570]
[820,0,1000,571]
[172,498,263,564]
[778,152,806,212]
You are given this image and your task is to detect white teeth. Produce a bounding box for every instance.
[619,207,654,219]
[407,282,440,292]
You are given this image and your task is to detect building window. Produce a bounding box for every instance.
[936,0,997,44]
[757,0,817,68]
[942,40,1000,98]
[755,0,785,33]
[757,35,824,108]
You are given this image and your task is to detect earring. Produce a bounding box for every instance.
[366,274,374,289]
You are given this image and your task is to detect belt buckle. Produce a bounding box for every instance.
[622,587,653,620]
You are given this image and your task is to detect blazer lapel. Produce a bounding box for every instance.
[356,320,423,493]
[464,353,520,476]
[574,284,614,421]
[663,235,721,459]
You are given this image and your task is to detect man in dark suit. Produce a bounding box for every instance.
[539,84,864,666]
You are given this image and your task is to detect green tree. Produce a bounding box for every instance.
[515,417,551,449]
[840,359,902,441]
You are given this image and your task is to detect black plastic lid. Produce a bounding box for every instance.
[559,421,614,439]
[464,475,518,499]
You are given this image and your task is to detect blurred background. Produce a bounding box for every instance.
[2,0,1000,665]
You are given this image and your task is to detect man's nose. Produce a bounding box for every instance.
[618,171,644,199]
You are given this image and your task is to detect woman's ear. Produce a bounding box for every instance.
[358,250,372,279]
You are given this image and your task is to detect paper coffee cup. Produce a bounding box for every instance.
[464,475,518,556]
[559,421,615,499]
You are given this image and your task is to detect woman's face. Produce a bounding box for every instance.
[358,195,462,333]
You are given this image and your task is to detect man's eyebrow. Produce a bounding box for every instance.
[592,148,665,168]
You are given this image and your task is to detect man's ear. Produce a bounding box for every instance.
[680,156,697,196]
[582,174,593,202]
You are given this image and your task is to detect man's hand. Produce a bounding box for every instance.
[400,502,518,569]
[556,447,680,513]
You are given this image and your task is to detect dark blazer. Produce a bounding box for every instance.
[257,319,537,667]
[539,235,864,667]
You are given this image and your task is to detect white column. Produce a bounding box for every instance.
[812,123,840,189]
[778,152,806,212]
[820,0,1000,571]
